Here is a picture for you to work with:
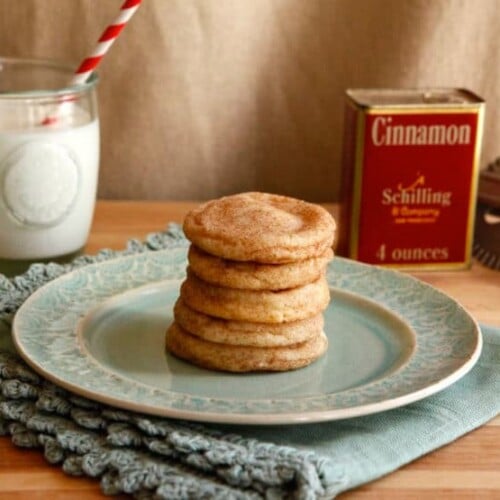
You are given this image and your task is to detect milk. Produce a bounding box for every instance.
[0,109,100,259]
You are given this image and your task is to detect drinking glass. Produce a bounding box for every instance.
[0,57,100,276]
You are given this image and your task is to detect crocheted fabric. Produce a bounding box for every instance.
[0,225,343,499]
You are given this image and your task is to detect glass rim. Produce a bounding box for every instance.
[0,56,99,99]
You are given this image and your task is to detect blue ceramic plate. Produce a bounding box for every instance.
[12,249,481,424]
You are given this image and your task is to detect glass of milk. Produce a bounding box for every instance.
[0,57,99,276]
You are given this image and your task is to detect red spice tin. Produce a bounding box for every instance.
[339,88,485,270]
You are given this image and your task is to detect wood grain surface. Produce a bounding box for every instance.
[1,200,499,499]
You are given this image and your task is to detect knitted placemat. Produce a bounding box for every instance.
[0,225,342,500]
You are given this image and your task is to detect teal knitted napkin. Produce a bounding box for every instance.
[1,225,499,498]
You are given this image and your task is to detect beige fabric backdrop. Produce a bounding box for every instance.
[1,0,499,202]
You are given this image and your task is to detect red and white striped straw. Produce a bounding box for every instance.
[71,0,142,85]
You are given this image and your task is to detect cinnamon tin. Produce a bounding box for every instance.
[339,88,485,270]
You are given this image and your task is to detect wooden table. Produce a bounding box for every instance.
[1,200,499,499]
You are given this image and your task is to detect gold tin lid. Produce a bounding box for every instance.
[347,88,484,109]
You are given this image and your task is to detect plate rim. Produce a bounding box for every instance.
[12,250,483,425]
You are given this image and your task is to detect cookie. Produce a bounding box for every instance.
[165,322,328,372]
[174,298,323,346]
[183,192,336,263]
[180,270,330,323]
[188,244,333,290]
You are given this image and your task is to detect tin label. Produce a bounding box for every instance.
[355,111,480,267]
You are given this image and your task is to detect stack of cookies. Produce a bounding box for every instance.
[166,192,336,372]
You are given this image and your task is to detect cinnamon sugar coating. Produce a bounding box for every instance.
[183,192,336,263]
[174,298,323,347]
[188,244,333,290]
[180,270,330,323]
[166,322,328,372]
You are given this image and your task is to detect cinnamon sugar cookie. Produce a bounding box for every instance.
[180,270,330,323]
[174,298,323,347]
[188,244,333,290]
[166,191,336,373]
[165,322,328,372]
[183,192,336,263]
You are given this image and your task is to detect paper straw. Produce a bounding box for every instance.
[71,0,142,85]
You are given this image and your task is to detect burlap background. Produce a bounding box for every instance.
[1,0,498,201]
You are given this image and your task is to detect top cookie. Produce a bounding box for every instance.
[183,192,336,263]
